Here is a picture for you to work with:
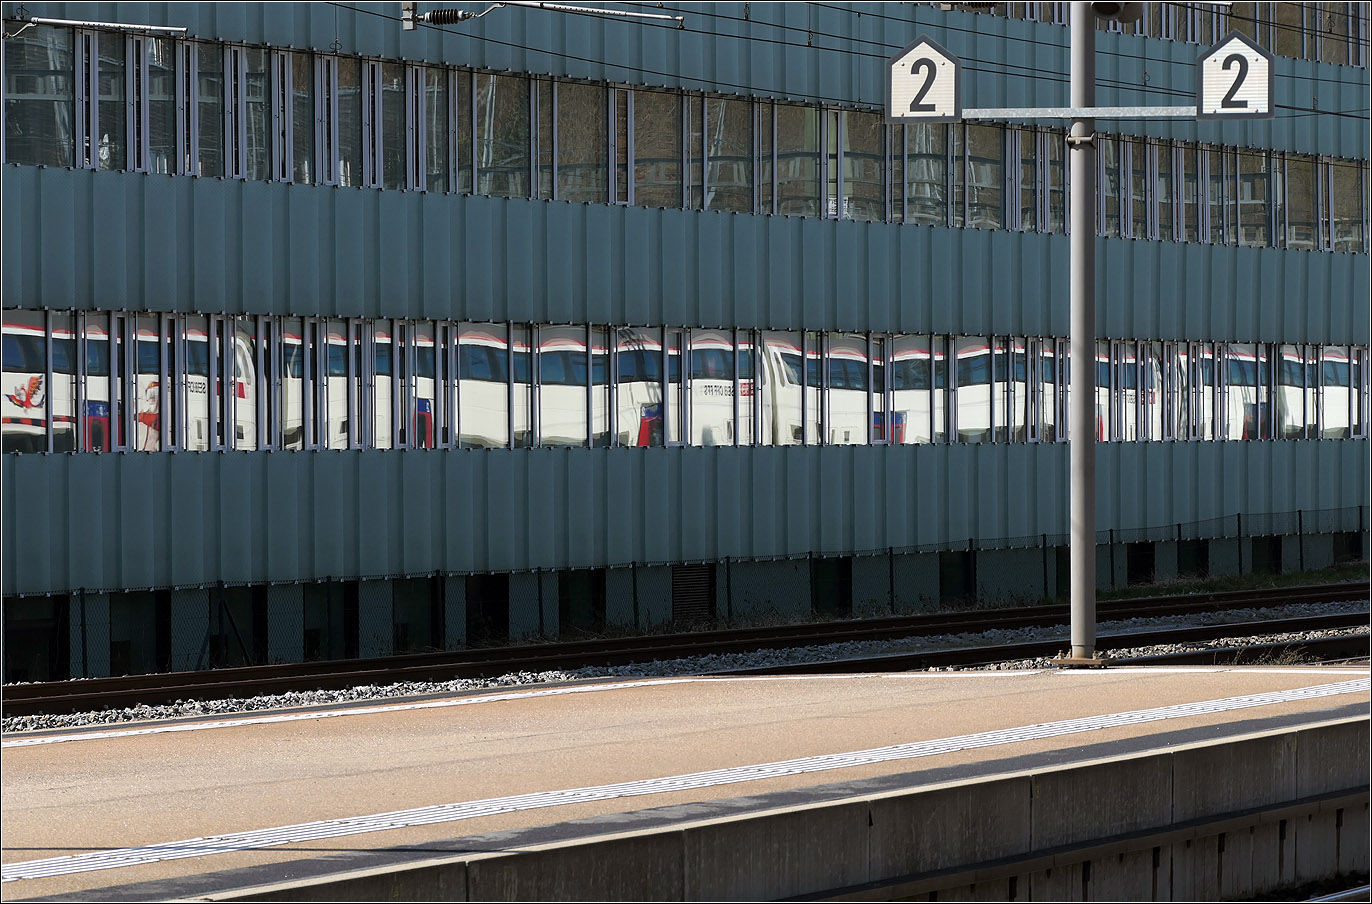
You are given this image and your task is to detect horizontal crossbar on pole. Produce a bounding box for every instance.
[963,106,1198,119]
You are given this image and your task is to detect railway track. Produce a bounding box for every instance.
[2,581,1367,719]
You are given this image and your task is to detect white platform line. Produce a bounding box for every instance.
[3,677,1366,884]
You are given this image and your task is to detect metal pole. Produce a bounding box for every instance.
[1069,5,1097,662]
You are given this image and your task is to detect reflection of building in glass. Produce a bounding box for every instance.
[1,2,1367,681]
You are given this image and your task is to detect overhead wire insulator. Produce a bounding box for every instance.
[422,9,476,24]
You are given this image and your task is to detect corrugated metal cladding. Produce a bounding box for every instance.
[4,167,1368,344]
[4,442,1366,596]
[15,2,1370,159]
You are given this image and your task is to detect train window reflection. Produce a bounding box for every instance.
[738,331,759,446]
[955,337,992,443]
[539,325,588,447]
[512,326,533,448]
[615,327,663,447]
[1322,345,1352,439]
[459,323,510,449]
[591,327,611,447]
[1,312,50,453]
[690,329,735,446]
[183,315,209,450]
[827,333,868,446]
[892,335,932,444]
[762,332,804,445]
[1277,343,1305,438]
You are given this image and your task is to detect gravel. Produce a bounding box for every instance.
[4,600,1366,735]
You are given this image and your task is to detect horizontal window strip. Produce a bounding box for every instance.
[3,314,1368,454]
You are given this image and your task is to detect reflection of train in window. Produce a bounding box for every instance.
[5,314,1370,455]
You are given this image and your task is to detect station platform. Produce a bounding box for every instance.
[2,666,1369,901]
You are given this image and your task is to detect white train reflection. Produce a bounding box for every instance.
[4,316,1369,453]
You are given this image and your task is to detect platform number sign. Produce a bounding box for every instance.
[1197,32,1274,120]
[887,36,961,124]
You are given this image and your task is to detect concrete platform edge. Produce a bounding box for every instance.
[153,713,1372,903]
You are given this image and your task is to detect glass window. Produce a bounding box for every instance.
[631,90,681,209]
[243,47,271,180]
[131,315,161,451]
[761,331,804,445]
[1046,131,1065,234]
[182,315,210,449]
[1224,343,1260,440]
[1193,342,1217,440]
[291,53,314,184]
[512,325,533,448]
[456,70,474,194]
[892,335,932,444]
[1094,339,1111,441]
[843,111,884,223]
[3,24,75,166]
[1099,137,1120,237]
[459,322,509,449]
[233,318,260,450]
[704,96,752,213]
[1,312,49,453]
[1283,155,1316,250]
[1156,142,1174,242]
[871,335,889,443]
[1180,144,1199,242]
[959,124,1003,230]
[556,82,605,204]
[1302,346,1321,438]
[379,61,405,190]
[1128,139,1147,239]
[826,333,868,445]
[47,313,76,453]
[1206,147,1226,244]
[689,329,736,445]
[907,124,947,228]
[336,57,362,187]
[1237,150,1270,247]
[96,33,126,171]
[613,88,629,204]
[1115,341,1139,441]
[804,331,824,444]
[738,331,759,446]
[666,329,685,445]
[776,103,821,217]
[145,38,176,174]
[1321,345,1352,438]
[955,336,992,443]
[418,68,447,192]
[1169,343,1190,440]
[1330,160,1362,252]
[1019,130,1037,232]
[888,125,904,224]
[539,326,588,447]
[590,327,611,447]
[991,338,1011,442]
[280,317,306,449]
[1353,348,1367,438]
[474,73,530,198]
[1276,343,1305,438]
[615,327,663,447]
[1038,339,1061,443]
[1316,2,1351,64]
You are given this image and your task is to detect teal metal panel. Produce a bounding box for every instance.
[5,166,1365,345]
[3,435,1369,597]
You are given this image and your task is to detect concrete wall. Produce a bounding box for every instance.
[217,718,1368,903]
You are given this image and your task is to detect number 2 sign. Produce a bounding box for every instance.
[1197,32,1274,120]
[887,37,961,124]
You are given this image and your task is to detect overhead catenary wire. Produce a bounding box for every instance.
[328,1,1369,128]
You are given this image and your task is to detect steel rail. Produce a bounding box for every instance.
[3,582,1366,718]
